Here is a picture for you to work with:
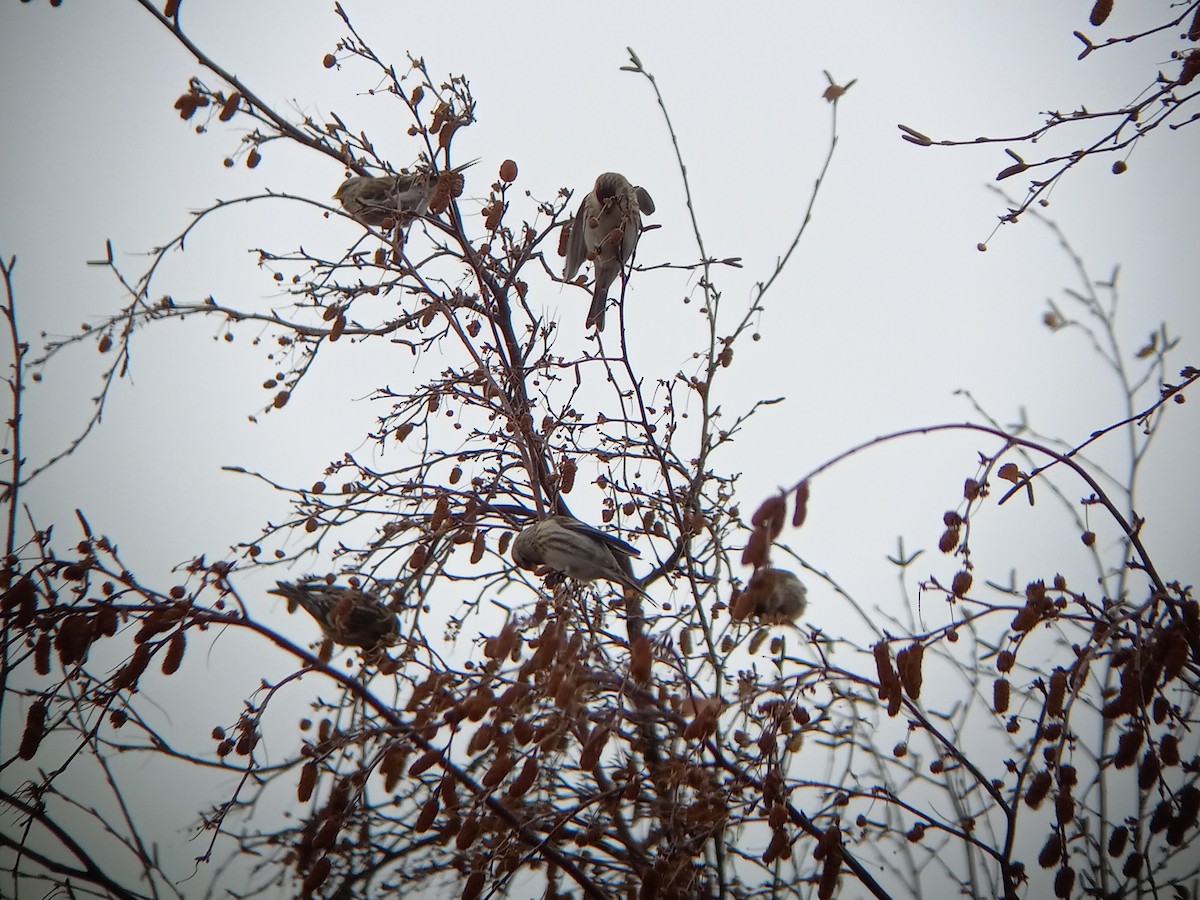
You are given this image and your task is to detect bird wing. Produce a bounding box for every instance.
[558,517,640,559]
[563,193,593,280]
[634,186,655,216]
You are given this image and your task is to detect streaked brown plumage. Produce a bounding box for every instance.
[333,160,475,228]
[511,515,645,595]
[269,581,399,649]
[734,568,808,624]
[563,172,654,331]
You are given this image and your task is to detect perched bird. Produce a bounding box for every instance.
[511,515,646,595]
[563,172,655,331]
[269,581,399,649]
[734,568,808,624]
[333,160,475,228]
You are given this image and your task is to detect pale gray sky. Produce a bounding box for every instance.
[2,1,1197,896]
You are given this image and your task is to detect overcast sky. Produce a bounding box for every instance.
[2,1,1197,895]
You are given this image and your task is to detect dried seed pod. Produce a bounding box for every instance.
[739,630,769,660]
[19,699,48,760]
[996,650,1015,673]
[731,589,755,621]
[792,481,809,528]
[938,527,960,553]
[750,494,788,540]
[1107,825,1128,857]
[55,613,93,666]
[3,576,37,627]
[873,641,898,691]
[462,871,485,900]
[1046,668,1068,717]
[1055,790,1075,825]
[882,686,901,717]
[558,456,577,494]
[897,643,924,700]
[993,678,1010,714]
[111,645,153,693]
[34,634,51,675]
[298,762,317,802]
[763,826,789,864]
[507,756,539,798]
[951,570,972,598]
[1053,865,1075,899]
[1160,734,1180,766]
[1162,627,1189,683]
[1089,0,1113,26]
[482,753,515,788]
[1025,771,1052,809]
[1138,750,1161,790]
[415,796,440,832]
[1122,851,1143,877]
[1032,835,1060,868]
[1177,785,1200,829]
[1149,799,1172,833]
[162,632,186,675]
[1114,726,1143,769]
[302,856,331,894]
[499,159,518,183]
[218,91,240,121]
[409,747,442,777]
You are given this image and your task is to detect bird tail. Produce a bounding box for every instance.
[268,582,322,620]
[586,289,607,332]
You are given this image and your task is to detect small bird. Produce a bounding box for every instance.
[333,161,474,228]
[511,515,646,595]
[563,172,654,331]
[734,568,807,624]
[269,581,399,649]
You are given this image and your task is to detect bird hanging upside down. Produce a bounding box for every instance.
[269,580,399,649]
[563,172,654,331]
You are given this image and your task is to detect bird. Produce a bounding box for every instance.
[511,515,646,596]
[268,581,399,649]
[563,172,654,331]
[333,160,475,228]
[735,568,807,624]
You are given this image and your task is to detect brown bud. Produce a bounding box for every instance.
[1107,825,1128,857]
[1138,750,1161,790]
[1053,865,1075,899]
[218,92,241,121]
[499,159,518,183]
[993,678,1010,714]
[34,634,51,675]
[1160,734,1180,766]
[1046,668,1068,717]
[482,753,515,788]
[1038,833,1062,868]
[162,632,186,675]
[507,756,539,798]
[298,762,317,802]
[897,644,924,700]
[415,796,440,832]
[951,570,972,598]
[1114,726,1143,768]
[1025,771,1052,809]
[19,699,48,760]
[409,747,442,777]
